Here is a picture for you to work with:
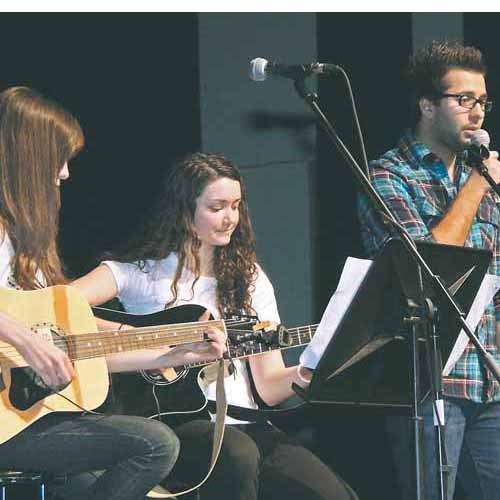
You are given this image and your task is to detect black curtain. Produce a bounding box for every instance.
[0,13,200,277]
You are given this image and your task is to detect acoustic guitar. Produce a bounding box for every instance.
[0,285,237,444]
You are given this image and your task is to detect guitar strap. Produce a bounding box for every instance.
[146,359,227,498]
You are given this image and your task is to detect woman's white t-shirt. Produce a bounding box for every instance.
[0,232,14,287]
[103,253,280,424]
[0,232,44,288]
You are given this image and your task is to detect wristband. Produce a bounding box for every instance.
[296,364,312,385]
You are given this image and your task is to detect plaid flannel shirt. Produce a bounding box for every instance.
[358,129,500,403]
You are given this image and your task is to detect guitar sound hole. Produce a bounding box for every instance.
[141,368,188,386]
[31,322,69,357]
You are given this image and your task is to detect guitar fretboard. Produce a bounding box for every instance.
[65,321,224,361]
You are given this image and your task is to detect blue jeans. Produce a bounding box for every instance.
[0,412,180,500]
[386,397,500,499]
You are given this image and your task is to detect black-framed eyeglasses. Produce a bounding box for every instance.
[437,93,493,113]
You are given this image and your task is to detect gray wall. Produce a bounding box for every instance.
[198,13,317,328]
[412,12,463,50]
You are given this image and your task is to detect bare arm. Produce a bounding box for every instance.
[249,350,311,407]
[72,264,118,307]
[431,154,500,245]
[72,265,127,332]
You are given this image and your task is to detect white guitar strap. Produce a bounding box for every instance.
[147,359,227,498]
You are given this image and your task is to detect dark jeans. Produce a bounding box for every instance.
[386,397,500,500]
[170,420,355,500]
[0,412,179,500]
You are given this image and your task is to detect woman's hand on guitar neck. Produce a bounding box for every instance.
[104,310,226,372]
[165,309,227,366]
[0,311,75,389]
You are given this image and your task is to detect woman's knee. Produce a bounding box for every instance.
[121,416,180,474]
[218,427,260,479]
[146,419,180,463]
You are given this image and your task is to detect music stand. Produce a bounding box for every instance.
[298,237,490,407]
[294,238,491,498]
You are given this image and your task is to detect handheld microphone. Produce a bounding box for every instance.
[249,57,341,82]
[468,129,500,198]
[469,129,491,160]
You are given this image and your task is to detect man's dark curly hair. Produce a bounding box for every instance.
[406,40,487,126]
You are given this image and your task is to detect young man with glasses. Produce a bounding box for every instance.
[359,40,500,499]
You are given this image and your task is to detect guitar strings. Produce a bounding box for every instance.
[0,323,319,364]
[0,318,248,356]
[0,326,319,362]
[0,314,278,354]
[0,326,316,360]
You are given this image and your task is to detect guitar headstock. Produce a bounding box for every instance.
[225,313,292,358]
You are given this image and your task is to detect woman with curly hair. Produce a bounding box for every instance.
[73,152,355,500]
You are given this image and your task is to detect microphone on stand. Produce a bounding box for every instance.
[249,57,341,82]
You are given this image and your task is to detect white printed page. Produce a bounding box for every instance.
[300,257,373,370]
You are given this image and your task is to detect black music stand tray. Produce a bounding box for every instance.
[295,238,491,411]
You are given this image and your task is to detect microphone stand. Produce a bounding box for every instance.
[291,76,500,500]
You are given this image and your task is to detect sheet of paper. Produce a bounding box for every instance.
[300,257,373,369]
[443,273,500,375]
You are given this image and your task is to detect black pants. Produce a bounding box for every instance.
[170,420,355,500]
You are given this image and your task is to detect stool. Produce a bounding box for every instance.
[0,471,45,500]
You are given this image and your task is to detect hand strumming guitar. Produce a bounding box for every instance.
[0,311,75,389]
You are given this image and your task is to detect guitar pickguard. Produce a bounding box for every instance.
[9,322,69,411]
[9,367,62,411]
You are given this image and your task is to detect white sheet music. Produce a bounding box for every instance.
[443,274,500,375]
[300,257,372,370]
[299,256,500,374]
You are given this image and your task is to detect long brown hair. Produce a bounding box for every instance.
[115,152,257,315]
[0,87,84,289]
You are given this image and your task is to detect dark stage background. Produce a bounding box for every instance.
[2,12,499,500]
[0,13,200,275]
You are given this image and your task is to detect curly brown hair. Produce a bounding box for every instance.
[114,152,258,316]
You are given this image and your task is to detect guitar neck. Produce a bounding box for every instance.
[0,320,225,368]
[66,320,224,361]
